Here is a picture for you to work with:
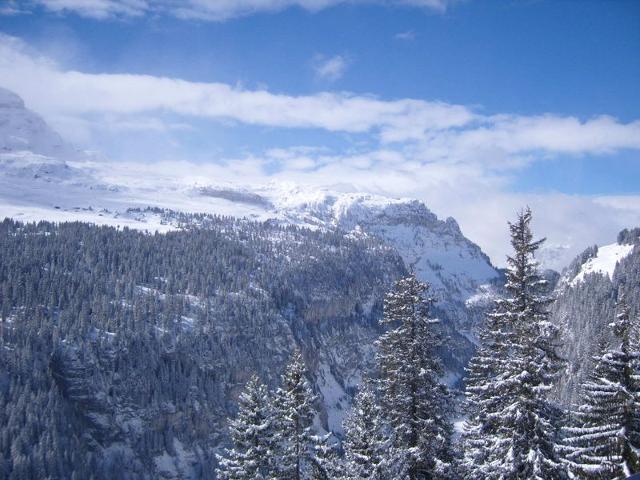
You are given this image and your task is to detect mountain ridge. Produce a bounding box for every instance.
[0,87,501,330]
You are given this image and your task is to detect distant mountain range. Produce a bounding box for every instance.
[0,87,506,478]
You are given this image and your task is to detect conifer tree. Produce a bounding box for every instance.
[342,379,387,479]
[272,350,319,480]
[563,295,640,479]
[460,314,510,478]
[375,273,454,479]
[217,375,275,480]
[462,208,566,479]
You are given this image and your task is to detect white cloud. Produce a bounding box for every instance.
[33,0,148,18]
[452,114,640,155]
[0,35,474,137]
[379,113,640,154]
[177,0,459,19]
[22,0,459,20]
[313,54,349,81]
[3,34,639,160]
[395,30,416,40]
[1,34,639,269]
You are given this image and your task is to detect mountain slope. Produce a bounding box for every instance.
[552,228,640,405]
[0,88,518,479]
[0,218,404,479]
[0,88,501,377]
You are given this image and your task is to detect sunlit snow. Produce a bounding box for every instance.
[570,242,635,286]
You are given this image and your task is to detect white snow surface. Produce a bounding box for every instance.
[570,242,634,286]
[316,362,350,434]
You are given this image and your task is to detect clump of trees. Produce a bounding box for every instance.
[217,351,334,479]
[219,273,454,479]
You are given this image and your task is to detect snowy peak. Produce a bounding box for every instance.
[204,184,500,298]
[0,87,24,109]
[326,193,496,290]
[0,86,78,160]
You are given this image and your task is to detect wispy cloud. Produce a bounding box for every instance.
[3,35,639,159]
[0,35,474,138]
[395,30,416,40]
[0,3,27,16]
[28,0,148,19]
[14,0,460,21]
[312,54,350,81]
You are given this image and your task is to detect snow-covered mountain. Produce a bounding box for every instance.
[14,87,638,479]
[0,88,501,352]
[0,88,504,462]
[0,87,79,159]
[564,241,634,287]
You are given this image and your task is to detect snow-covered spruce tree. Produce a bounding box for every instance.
[375,273,454,479]
[462,207,566,480]
[216,374,275,480]
[342,379,388,479]
[272,350,325,480]
[563,295,640,479]
[461,310,512,478]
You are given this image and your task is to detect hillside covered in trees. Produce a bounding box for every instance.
[0,216,405,479]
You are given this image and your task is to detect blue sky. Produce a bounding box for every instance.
[0,0,639,264]
[4,1,639,117]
